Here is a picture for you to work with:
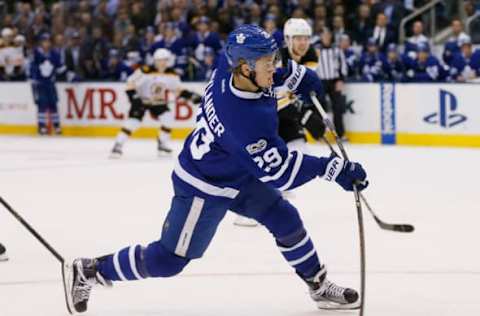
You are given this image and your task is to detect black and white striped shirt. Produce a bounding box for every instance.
[316,45,347,80]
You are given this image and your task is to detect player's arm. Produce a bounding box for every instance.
[274,59,326,139]
[178,89,202,104]
[125,69,143,107]
[166,71,203,105]
[232,119,367,192]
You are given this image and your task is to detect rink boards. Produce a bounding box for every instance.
[0,81,479,147]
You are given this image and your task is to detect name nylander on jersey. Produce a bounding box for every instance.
[173,57,328,199]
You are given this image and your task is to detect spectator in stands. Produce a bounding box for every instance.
[405,20,430,59]
[443,19,470,66]
[30,33,65,135]
[82,26,109,78]
[64,32,82,82]
[404,42,446,82]
[359,37,389,82]
[191,16,222,65]
[332,15,348,45]
[246,3,263,26]
[385,43,405,81]
[102,48,133,82]
[141,26,157,65]
[449,36,480,82]
[349,4,373,46]
[263,14,283,48]
[215,8,234,40]
[150,22,189,80]
[191,46,216,81]
[368,13,396,53]
[371,0,406,30]
[339,34,358,80]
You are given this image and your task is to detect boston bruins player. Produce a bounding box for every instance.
[110,48,201,158]
[278,18,325,151]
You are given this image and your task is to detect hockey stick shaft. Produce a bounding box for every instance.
[310,92,366,316]
[0,196,65,263]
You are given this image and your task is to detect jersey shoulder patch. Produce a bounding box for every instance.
[141,65,153,73]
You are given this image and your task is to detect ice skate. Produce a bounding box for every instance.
[63,258,112,314]
[307,266,360,310]
[38,126,48,135]
[157,140,173,155]
[109,143,123,159]
[0,243,8,262]
[233,215,258,227]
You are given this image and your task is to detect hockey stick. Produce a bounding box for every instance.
[0,196,64,263]
[0,196,74,314]
[320,136,415,233]
[309,92,366,316]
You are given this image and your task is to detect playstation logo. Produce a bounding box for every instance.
[424,89,467,128]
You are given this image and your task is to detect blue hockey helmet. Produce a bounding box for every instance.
[225,24,278,69]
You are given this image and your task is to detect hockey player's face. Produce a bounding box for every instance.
[154,59,168,72]
[254,53,276,88]
[292,36,310,56]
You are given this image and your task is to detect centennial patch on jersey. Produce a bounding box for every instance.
[246,139,267,155]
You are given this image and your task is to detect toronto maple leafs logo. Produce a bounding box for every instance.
[236,33,246,44]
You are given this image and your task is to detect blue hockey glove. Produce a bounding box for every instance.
[320,156,369,192]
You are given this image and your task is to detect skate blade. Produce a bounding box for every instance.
[157,150,173,157]
[0,253,8,261]
[62,262,76,315]
[316,300,361,310]
[234,216,258,227]
[109,152,122,159]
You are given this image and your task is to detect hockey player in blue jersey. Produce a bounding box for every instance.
[359,38,389,82]
[404,42,446,83]
[65,25,368,314]
[449,36,480,82]
[385,43,406,82]
[30,33,66,135]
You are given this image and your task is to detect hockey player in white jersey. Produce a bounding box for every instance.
[64,25,368,314]
[110,48,201,157]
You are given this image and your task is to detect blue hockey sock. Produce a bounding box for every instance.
[277,228,321,279]
[96,244,147,281]
[96,241,190,281]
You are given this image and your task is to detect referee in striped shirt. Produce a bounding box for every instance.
[316,28,348,139]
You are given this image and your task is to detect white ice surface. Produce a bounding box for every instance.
[0,136,479,316]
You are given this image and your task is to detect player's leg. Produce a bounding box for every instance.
[232,179,359,310]
[48,85,62,135]
[0,242,8,261]
[154,105,173,154]
[64,185,231,313]
[32,83,48,135]
[110,104,145,158]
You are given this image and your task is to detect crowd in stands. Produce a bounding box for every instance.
[0,0,479,83]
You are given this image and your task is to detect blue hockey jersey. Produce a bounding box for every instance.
[358,52,389,82]
[30,47,65,84]
[173,58,329,199]
[449,50,480,81]
[404,55,446,82]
